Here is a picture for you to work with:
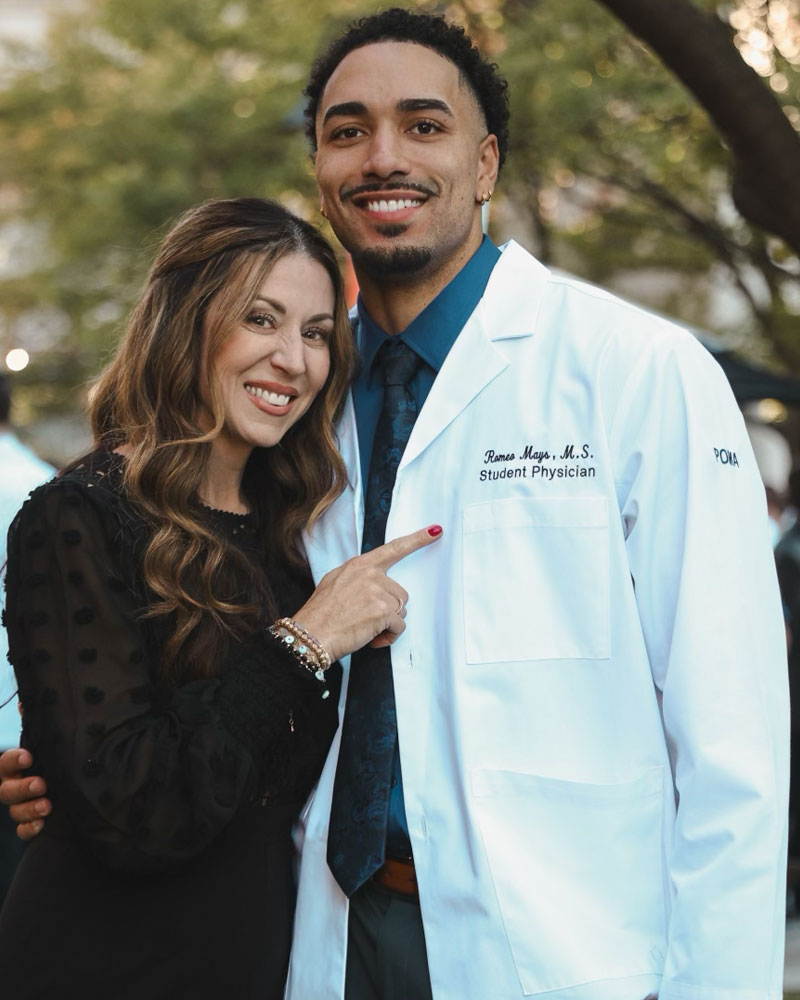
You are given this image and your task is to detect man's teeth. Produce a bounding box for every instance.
[367,198,422,213]
[245,385,291,406]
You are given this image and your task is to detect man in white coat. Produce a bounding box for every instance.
[0,9,789,1000]
[286,9,789,1000]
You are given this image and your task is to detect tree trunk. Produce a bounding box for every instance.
[594,0,800,257]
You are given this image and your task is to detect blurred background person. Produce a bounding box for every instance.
[0,372,55,909]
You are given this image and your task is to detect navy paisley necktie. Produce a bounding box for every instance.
[327,338,421,898]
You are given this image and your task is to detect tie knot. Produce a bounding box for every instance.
[375,338,421,388]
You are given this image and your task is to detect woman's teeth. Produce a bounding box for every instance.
[245,385,291,406]
[367,198,421,213]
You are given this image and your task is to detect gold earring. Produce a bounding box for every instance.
[320,204,327,218]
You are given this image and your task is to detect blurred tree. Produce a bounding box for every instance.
[451,0,800,369]
[597,0,800,256]
[0,0,799,436]
[0,0,364,422]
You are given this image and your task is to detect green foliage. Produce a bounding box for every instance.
[468,0,800,370]
[0,0,362,407]
[1,0,799,433]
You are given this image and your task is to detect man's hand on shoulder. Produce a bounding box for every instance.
[0,748,50,839]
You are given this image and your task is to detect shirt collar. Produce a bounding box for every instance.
[355,235,500,379]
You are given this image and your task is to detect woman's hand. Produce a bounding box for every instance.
[0,748,51,840]
[292,525,443,663]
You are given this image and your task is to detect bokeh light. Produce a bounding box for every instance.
[5,348,30,372]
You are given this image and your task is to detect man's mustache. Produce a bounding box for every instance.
[341,182,437,201]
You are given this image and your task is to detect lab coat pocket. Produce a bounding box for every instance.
[462,496,609,662]
[471,766,666,996]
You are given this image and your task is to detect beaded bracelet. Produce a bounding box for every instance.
[268,617,332,683]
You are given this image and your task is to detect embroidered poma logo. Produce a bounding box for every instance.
[713,447,739,467]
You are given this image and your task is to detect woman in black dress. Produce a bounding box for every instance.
[0,198,435,998]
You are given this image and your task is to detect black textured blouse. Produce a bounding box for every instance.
[4,449,341,874]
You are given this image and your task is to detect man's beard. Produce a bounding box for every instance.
[352,243,432,278]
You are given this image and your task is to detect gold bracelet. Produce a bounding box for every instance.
[275,618,332,671]
[269,617,332,681]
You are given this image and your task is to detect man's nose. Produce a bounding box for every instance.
[360,127,411,178]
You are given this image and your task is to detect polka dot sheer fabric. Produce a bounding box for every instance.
[4,451,340,873]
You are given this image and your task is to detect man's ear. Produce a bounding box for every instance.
[475,133,500,204]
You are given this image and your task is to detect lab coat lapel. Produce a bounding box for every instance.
[399,241,550,472]
[399,304,507,470]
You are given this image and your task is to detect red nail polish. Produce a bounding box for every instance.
[427,525,443,537]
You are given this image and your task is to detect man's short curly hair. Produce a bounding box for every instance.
[304,7,510,175]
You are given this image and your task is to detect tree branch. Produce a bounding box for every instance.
[579,166,800,369]
[593,0,800,255]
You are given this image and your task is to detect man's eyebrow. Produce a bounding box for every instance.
[321,97,453,128]
[396,98,453,116]
[322,101,367,127]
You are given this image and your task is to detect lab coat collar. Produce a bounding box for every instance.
[483,240,550,342]
[398,241,550,471]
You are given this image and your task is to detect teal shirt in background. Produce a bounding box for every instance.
[350,235,500,857]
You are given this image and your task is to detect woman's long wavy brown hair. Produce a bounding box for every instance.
[90,198,356,683]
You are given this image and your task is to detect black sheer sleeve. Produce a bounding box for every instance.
[5,478,328,873]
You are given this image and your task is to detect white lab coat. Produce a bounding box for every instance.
[285,242,789,1000]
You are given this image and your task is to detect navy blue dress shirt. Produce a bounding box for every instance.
[350,235,500,856]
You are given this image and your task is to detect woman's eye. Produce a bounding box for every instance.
[247,312,276,330]
[303,327,331,343]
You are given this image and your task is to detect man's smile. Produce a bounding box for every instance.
[345,185,433,225]
[366,197,422,213]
